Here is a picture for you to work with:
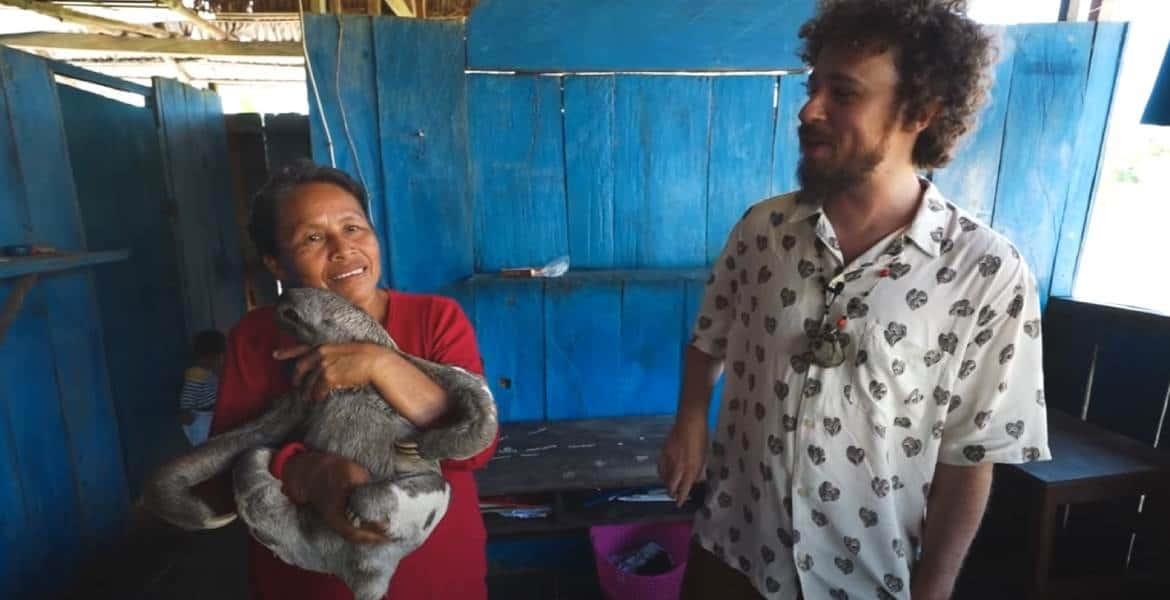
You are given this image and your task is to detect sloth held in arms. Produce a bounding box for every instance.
[143,287,498,600]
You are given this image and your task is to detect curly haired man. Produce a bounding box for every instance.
[659,2,1050,598]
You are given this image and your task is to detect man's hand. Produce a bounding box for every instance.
[179,410,196,426]
[281,450,389,544]
[658,410,708,507]
[275,343,392,402]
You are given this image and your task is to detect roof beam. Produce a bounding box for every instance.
[385,0,414,17]
[0,32,302,57]
[157,0,233,41]
[0,0,172,38]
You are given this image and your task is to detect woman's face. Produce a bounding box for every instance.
[263,182,382,309]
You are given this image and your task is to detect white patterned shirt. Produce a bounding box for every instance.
[689,180,1050,599]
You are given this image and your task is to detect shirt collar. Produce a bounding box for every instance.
[791,177,950,258]
[903,179,950,258]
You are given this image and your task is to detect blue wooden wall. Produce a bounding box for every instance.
[303,3,1126,426]
[58,84,192,497]
[154,78,247,337]
[1,48,243,596]
[0,47,130,598]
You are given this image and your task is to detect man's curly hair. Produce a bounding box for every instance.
[799,0,995,169]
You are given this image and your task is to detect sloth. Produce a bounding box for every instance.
[143,287,498,600]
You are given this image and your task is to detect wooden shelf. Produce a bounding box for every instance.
[0,250,130,280]
[462,267,710,286]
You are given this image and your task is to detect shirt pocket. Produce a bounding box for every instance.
[846,318,948,459]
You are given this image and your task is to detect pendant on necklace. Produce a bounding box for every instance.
[810,327,850,368]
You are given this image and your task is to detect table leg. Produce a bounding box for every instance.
[1028,489,1059,600]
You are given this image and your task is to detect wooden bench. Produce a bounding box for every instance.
[475,415,697,538]
[1000,410,1170,599]
[994,297,1170,598]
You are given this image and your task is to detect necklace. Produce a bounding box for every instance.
[806,235,908,369]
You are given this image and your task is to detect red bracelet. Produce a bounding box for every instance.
[269,442,308,479]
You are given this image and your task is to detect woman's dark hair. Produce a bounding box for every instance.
[192,329,226,360]
[248,159,370,258]
[799,0,995,168]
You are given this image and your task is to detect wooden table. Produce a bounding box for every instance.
[1001,409,1170,599]
[474,415,698,537]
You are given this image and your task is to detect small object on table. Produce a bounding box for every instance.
[611,540,673,576]
[499,255,570,279]
[2,244,31,257]
[616,488,674,503]
[2,244,59,257]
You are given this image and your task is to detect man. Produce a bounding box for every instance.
[658,1,1050,599]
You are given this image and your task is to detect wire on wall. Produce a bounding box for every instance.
[298,0,336,167]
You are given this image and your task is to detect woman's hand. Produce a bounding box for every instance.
[282,449,389,544]
[274,343,392,402]
[276,342,450,427]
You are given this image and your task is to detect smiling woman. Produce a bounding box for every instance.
[205,159,499,600]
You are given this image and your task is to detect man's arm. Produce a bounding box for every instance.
[659,345,723,506]
[911,462,994,600]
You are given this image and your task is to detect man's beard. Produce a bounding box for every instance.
[797,128,890,200]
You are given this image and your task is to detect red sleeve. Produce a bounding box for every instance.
[209,309,301,480]
[427,296,498,472]
[210,310,283,436]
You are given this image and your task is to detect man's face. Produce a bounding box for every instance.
[797,43,915,197]
[263,182,383,310]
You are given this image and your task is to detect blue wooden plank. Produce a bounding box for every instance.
[771,72,807,196]
[1049,23,1127,297]
[619,280,685,415]
[707,76,776,262]
[4,50,130,560]
[372,16,473,292]
[1085,325,1170,445]
[612,75,711,268]
[468,0,815,72]
[154,77,211,336]
[990,23,1094,302]
[544,280,622,419]
[932,26,1017,223]
[0,63,30,245]
[197,88,245,331]
[474,279,546,422]
[1,48,84,249]
[563,75,615,268]
[0,283,32,600]
[469,74,568,272]
[684,279,726,430]
[0,50,36,599]
[58,84,187,520]
[466,268,707,285]
[0,289,83,597]
[0,251,128,279]
[40,273,129,551]
[303,16,389,286]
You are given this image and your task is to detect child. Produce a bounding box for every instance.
[179,329,226,446]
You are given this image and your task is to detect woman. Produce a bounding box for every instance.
[209,160,497,599]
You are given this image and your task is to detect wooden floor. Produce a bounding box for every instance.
[60,519,603,600]
[57,488,1167,600]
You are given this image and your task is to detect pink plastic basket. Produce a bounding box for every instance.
[589,521,692,600]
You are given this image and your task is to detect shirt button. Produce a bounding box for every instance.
[803,417,815,429]
[798,487,810,498]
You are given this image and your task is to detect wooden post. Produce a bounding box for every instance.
[158,0,233,41]
[310,0,326,14]
[0,0,170,38]
[386,0,414,17]
[0,32,302,57]
[329,0,342,14]
[368,0,381,16]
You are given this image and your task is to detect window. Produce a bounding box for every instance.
[966,0,1063,24]
[1072,1,1170,313]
